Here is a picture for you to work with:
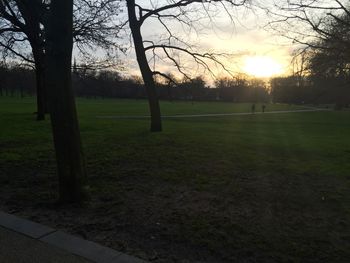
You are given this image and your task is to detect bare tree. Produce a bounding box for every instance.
[0,0,48,120]
[73,0,125,69]
[264,0,350,105]
[125,0,249,132]
[264,0,350,70]
[0,0,123,120]
[45,0,88,204]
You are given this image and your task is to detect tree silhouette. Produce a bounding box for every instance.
[0,0,48,120]
[0,0,122,120]
[265,0,350,106]
[45,0,88,204]
[266,1,350,74]
[126,0,249,132]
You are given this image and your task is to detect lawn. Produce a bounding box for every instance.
[0,96,349,262]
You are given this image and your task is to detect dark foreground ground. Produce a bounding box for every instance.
[1,97,349,262]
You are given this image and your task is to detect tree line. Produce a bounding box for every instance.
[270,75,350,107]
[1,63,270,102]
[2,61,350,106]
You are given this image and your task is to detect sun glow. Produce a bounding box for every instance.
[243,56,284,78]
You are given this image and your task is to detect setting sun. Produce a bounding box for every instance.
[243,56,284,78]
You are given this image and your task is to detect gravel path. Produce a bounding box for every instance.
[96,108,330,119]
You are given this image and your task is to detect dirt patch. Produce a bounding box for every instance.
[1,165,349,263]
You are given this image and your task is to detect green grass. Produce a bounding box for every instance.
[74,97,307,116]
[0,96,349,262]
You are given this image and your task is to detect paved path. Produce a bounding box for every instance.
[0,227,91,263]
[96,108,330,119]
[0,211,147,263]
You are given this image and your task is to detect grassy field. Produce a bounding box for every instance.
[0,96,349,262]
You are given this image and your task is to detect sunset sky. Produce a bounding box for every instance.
[123,0,296,80]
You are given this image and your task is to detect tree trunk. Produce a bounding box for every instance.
[46,0,88,204]
[127,0,162,132]
[34,56,46,121]
[16,0,47,120]
[20,85,24,98]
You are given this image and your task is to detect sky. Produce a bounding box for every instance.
[122,0,297,80]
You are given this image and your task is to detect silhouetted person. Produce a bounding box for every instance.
[262,104,266,113]
[251,103,255,114]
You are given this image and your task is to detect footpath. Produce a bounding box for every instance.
[0,212,147,263]
[97,108,330,119]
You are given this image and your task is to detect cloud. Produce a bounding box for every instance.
[122,0,295,78]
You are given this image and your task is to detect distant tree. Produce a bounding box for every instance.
[45,0,88,203]
[0,62,7,96]
[270,76,301,104]
[247,78,269,102]
[125,0,249,132]
[176,76,207,102]
[215,75,269,102]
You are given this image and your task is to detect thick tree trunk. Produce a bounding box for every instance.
[127,0,162,132]
[46,0,88,203]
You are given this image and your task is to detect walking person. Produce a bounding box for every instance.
[251,103,256,114]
